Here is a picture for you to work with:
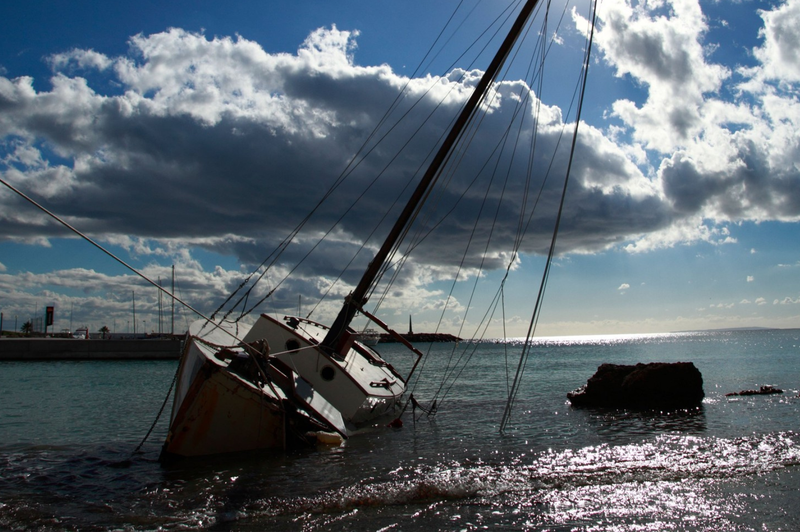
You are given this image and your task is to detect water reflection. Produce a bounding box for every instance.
[577,406,707,439]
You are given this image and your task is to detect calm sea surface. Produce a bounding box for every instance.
[1,329,799,530]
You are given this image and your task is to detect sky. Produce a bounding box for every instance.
[1,0,799,338]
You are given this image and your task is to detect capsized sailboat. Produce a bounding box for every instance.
[161,313,416,457]
[161,0,595,458]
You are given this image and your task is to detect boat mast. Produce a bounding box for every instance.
[322,0,541,352]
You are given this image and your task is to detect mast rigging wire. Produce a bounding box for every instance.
[499,0,600,432]
[407,0,578,410]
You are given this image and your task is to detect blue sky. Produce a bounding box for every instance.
[1,0,799,337]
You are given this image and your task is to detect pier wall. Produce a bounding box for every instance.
[0,338,182,360]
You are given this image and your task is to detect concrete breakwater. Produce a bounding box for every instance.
[0,338,182,361]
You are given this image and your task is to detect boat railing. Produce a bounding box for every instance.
[283,315,330,332]
[356,306,423,385]
[283,312,423,385]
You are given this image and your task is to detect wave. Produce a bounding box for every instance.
[2,431,798,530]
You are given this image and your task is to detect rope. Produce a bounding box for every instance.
[133,361,180,454]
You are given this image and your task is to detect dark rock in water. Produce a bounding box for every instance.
[725,385,783,397]
[567,362,704,409]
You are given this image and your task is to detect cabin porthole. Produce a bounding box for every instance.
[285,339,301,353]
[320,365,336,382]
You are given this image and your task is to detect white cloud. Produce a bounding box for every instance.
[0,25,668,265]
[1,5,799,328]
[622,216,736,253]
[3,8,798,262]
[48,49,114,72]
[752,0,800,82]
[756,297,767,305]
[582,0,800,230]
[589,0,729,153]
[618,283,630,290]
[747,275,754,282]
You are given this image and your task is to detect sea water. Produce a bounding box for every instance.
[1,329,798,530]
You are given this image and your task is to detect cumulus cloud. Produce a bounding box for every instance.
[3,8,797,248]
[48,49,114,72]
[1,28,401,244]
[1,0,799,325]
[588,0,729,152]
[752,0,800,82]
[583,0,800,227]
[618,283,630,290]
[747,275,754,282]
[0,25,663,282]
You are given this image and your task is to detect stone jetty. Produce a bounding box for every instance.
[0,338,182,361]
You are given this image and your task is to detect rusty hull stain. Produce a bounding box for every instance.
[165,361,284,456]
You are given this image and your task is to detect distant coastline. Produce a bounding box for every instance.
[378,332,461,343]
[671,326,783,333]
